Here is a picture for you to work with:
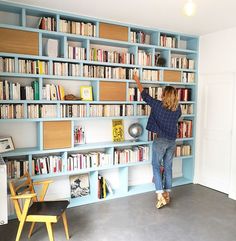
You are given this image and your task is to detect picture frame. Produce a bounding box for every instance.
[70,173,90,198]
[0,137,15,153]
[80,86,93,101]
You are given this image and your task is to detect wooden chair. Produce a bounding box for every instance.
[9,172,70,241]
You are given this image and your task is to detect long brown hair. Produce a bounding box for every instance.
[162,86,178,111]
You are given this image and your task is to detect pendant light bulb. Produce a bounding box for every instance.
[184,0,196,17]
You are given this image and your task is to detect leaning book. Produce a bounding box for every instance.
[70,173,90,198]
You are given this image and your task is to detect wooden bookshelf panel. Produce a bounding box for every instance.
[0,28,39,55]
[43,121,72,149]
[99,81,126,101]
[163,70,181,82]
[99,23,128,42]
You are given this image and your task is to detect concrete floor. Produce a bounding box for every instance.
[1,184,236,241]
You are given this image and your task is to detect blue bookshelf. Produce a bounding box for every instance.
[0,0,198,219]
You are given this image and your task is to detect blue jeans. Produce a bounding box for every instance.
[152,138,176,193]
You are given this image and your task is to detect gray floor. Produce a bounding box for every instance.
[1,184,236,241]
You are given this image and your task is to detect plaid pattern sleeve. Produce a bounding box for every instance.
[141,90,160,108]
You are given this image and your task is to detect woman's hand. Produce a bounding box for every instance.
[133,72,143,92]
[133,72,140,83]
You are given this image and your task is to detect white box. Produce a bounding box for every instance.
[0,157,7,225]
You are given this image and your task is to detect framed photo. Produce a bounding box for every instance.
[0,137,15,153]
[70,173,90,198]
[80,86,93,101]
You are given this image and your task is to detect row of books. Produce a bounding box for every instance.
[90,48,135,65]
[68,152,112,170]
[180,104,194,115]
[137,104,151,116]
[1,75,191,101]
[142,69,160,81]
[53,62,80,76]
[1,57,195,80]
[42,84,65,101]
[138,52,166,67]
[149,132,191,142]
[33,156,63,175]
[59,19,96,37]
[175,144,191,157]
[83,65,135,79]
[68,46,86,60]
[0,80,67,101]
[0,80,37,101]
[0,102,194,120]
[4,142,190,179]
[60,104,87,118]
[33,152,112,175]
[129,87,142,101]
[138,50,152,66]
[130,31,151,44]
[39,17,56,31]
[160,35,177,48]
[130,87,192,102]
[0,57,15,72]
[171,57,195,69]
[0,104,24,119]
[27,104,57,118]
[182,72,195,83]
[129,87,163,102]
[6,159,29,179]
[177,120,193,138]
[177,88,192,101]
[18,59,49,75]
[74,126,86,144]
[89,105,134,117]
[98,174,114,199]
[148,121,193,139]
[114,145,149,164]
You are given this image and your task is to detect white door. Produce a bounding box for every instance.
[197,73,234,193]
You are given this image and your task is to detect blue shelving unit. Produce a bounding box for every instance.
[0,0,198,219]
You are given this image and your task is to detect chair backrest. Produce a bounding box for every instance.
[9,172,37,221]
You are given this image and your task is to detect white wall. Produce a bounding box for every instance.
[196,27,236,199]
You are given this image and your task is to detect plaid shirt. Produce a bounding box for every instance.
[141,90,181,140]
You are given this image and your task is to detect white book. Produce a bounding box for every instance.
[46,39,58,58]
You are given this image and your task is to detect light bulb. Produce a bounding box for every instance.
[183,0,196,17]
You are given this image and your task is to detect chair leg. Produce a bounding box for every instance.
[62,212,70,240]
[46,222,54,241]
[28,222,36,238]
[15,220,25,241]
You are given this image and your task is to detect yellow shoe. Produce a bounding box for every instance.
[156,194,167,209]
[163,192,170,204]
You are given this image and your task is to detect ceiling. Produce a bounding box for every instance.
[5,0,236,36]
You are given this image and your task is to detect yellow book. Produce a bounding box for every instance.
[112,119,124,142]
[38,60,44,74]
[59,86,65,100]
[102,177,106,199]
